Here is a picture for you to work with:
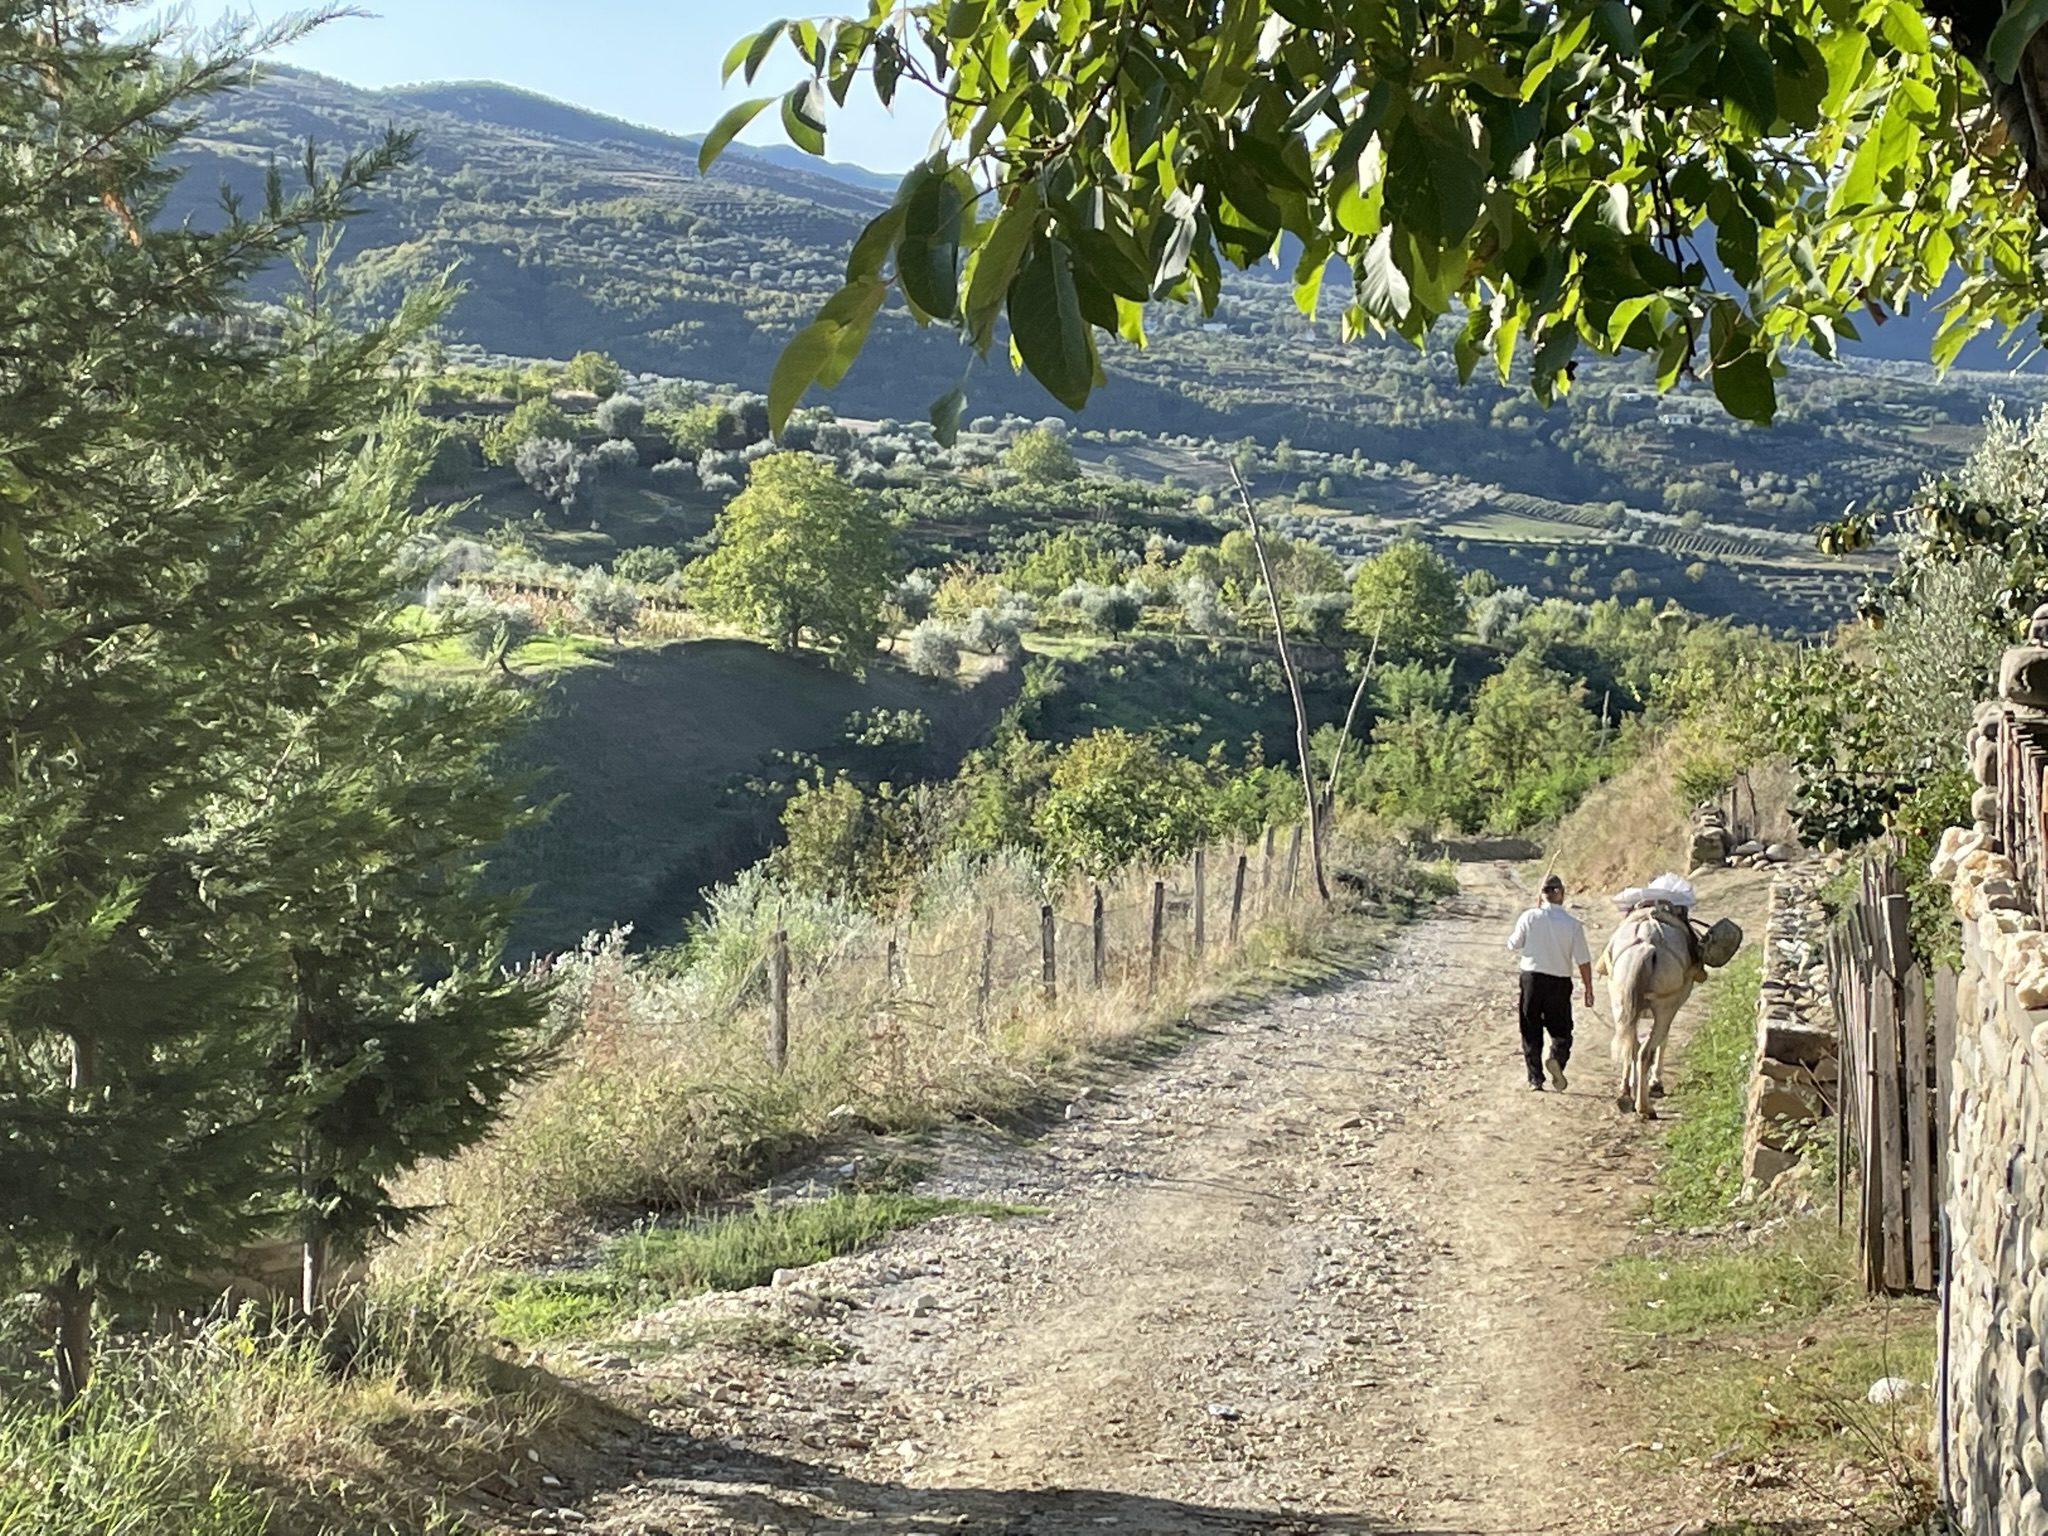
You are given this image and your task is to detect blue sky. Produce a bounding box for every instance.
[206,3,941,172]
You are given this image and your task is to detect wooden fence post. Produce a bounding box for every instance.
[977,908,994,1032]
[1261,826,1276,908]
[1902,967,1935,1292]
[1934,964,1957,1193]
[767,927,789,1073]
[1871,980,1907,1290]
[885,937,900,996]
[1091,885,1106,989]
[1229,852,1248,948]
[1284,824,1303,899]
[1041,904,1057,1004]
[1192,848,1207,960]
[1148,879,1166,997]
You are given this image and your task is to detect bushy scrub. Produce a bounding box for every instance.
[906,619,963,677]
[588,437,640,473]
[1178,574,1232,637]
[612,545,680,586]
[1078,583,1143,637]
[649,456,701,492]
[892,569,937,625]
[573,568,641,640]
[770,774,948,910]
[594,393,644,439]
[1292,589,1351,648]
[1034,728,1216,875]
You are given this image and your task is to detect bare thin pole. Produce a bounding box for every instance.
[1230,462,1330,903]
[1321,621,1382,818]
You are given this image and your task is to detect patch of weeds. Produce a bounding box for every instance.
[1606,1221,1939,1520]
[615,1192,1035,1294]
[1643,1315,1936,1463]
[844,1151,935,1193]
[674,1314,849,1366]
[1605,1221,1857,1340]
[489,1191,1035,1346]
[0,1302,556,1536]
[489,1275,625,1344]
[1653,949,1763,1228]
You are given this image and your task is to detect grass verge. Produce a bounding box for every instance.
[1653,948,1764,1228]
[1604,945,1939,1525]
[0,1288,572,1536]
[488,1189,1038,1345]
[1606,1222,1856,1340]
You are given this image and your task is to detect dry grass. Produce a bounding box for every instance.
[0,1288,575,1536]
[1540,731,1798,898]
[392,824,1434,1268]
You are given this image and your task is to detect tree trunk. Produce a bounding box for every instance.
[55,1032,97,1415]
[52,1265,92,1413]
[1231,465,1330,903]
[69,1031,94,1100]
[292,950,327,1331]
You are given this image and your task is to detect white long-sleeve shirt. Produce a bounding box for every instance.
[1507,902,1592,978]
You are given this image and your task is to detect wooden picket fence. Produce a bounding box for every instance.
[1995,702,2048,918]
[1825,856,1952,1295]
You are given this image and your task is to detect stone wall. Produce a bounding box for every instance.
[1933,823,2048,1534]
[1740,862,1839,1195]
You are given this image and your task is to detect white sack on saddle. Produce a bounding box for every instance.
[1611,872,1698,912]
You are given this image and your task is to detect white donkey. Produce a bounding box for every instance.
[1601,904,1702,1119]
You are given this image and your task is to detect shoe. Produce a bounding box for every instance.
[1528,1078,1545,1091]
[1545,1056,1568,1092]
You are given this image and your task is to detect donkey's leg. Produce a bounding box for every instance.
[1613,1010,1639,1113]
[1633,1034,1659,1119]
[1637,1003,1679,1120]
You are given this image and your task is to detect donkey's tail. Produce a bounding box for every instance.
[1606,941,1657,1063]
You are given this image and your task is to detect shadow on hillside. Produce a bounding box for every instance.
[497,638,1022,956]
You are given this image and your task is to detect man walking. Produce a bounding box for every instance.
[1506,872,1594,1091]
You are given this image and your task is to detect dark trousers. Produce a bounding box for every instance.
[1518,971,1574,1083]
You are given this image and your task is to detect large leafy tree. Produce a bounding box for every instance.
[687,452,899,669]
[1346,537,1466,657]
[1468,651,1597,802]
[711,0,2048,433]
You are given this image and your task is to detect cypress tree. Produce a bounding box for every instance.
[0,7,545,1404]
[234,319,550,1316]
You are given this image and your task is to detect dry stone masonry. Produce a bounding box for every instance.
[1689,801,1801,875]
[1932,824,2048,1535]
[1930,601,2048,1534]
[1739,862,1839,1197]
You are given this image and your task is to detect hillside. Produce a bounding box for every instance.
[176,68,2048,549]
[488,641,1020,956]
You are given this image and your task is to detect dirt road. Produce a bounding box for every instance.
[546,863,1761,1536]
